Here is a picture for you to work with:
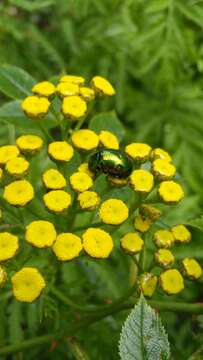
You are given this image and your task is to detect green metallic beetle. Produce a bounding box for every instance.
[88,149,133,179]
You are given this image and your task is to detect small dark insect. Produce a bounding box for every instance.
[88,149,133,179]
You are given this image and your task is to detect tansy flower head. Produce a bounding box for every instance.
[42,168,66,190]
[82,228,113,259]
[125,143,151,162]
[99,198,129,225]
[155,249,175,268]
[158,180,184,204]
[78,191,100,210]
[139,204,161,221]
[48,141,74,162]
[171,224,191,243]
[62,95,87,120]
[154,229,174,248]
[0,266,7,288]
[152,159,176,181]
[25,220,57,248]
[70,171,93,193]
[78,162,95,178]
[139,273,158,297]
[182,258,202,280]
[43,190,71,214]
[91,76,115,96]
[0,232,19,262]
[32,81,55,98]
[99,131,119,150]
[79,86,95,101]
[150,148,172,162]
[120,232,144,255]
[3,180,34,206]
[160,269,184,295]
[134,214,152,233]
[0,168,3,181]
[129,169,154,193]
[21,96,50,118]
[107,176,128,187]
[60,75,85,85]
[6,157,29,177]
[11,267,46,303]
[16,135,43,154]
[56,82,79,98]
[71,129,99,151]
[0,145,19,166]
[52,233,83,261]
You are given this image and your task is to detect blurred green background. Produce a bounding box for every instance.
[0,0,203,359]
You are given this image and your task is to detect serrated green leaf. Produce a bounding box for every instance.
[9,0,55,11]
[145,0,169,13]
[89,111,125,141]
[186,216,203,232]
[119,295,170,360]
[0,65,35,99]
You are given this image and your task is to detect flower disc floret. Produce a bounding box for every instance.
[0,267,7,288]
[82,228,113,259]
[107,176,128,187]
[140,204,161,221]
[21,96,50,118]
[139,273,158,297]
[171,225,191,243]
[99,199,129,225]
[152,159,176,181]
[134,215,152,233]
[79,87,95,101]
[78,191,100,210]
[25,220,57,248]
[182,258,202,280]
[11,267,46,302]
[70,172,93,193]
[154,229,174,248]
[48,141,74,162]
[42,169,66,189]
[62,95,87,120]
[125,143,151,162]
[78,162,95,178]
[0,145,19,165]
[160,269,184,295]
[6,157,29,177]
[91,76,115,96]
[16,135,43,154]
[60,75,85,85]
[71,129,99,151]
[150,148,172,162]
[130,169,154,193]
[120,232,144,254]
[99,131,119,150]
[43,190,71,213]
[0,232,19,261]
[52,233,83,261]
[155,249,175,268]
[3,180,34,206]
[32,81,55,98]
[56,82,79,98]
[158,181,184,204]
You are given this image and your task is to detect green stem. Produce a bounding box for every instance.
[38,122,54,141]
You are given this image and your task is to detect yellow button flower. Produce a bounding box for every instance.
[52,233,83,261]
[171,225,191,243]
[99,198,129,225]
[0,145,19,165]
[139,273,158,297]
[21,96,50,118]
[0,168,3,181]
[11,267,46,302]
[62,95,87,120]
[32,81,55,98]
[16,135,43,154]
[150,148,172,162]
[134,214,152,233]
[154,229,174,248]
[79,86,95,101]
[0,267,7,288]
[25,220,57,248]
[48,141,74,162]
[3,180,34,206]
[155,249,175,268]
[160,269,184,295]
[152,159,176,181]
[82,228,113,259]
[140,204,161,221]
[70,172,93,193]
[99,131,119,150]
[158,180,184,204]
[78,191,100,210]
[42,168,66,190]
[107,176,128,187]
[120,232,144,254]
[125,143,151,162]
[43,190,71,213]
[71,129,99,151]
[78,162,95,178]
[129,169,154,193]
[91,76,115,96]
[6,157,29,177]
[0,232,19,261]
[60,75,85,85]
[182,258,202,280]
[56,82,79,98]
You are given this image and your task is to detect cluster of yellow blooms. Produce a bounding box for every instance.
[0,74,202,304]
